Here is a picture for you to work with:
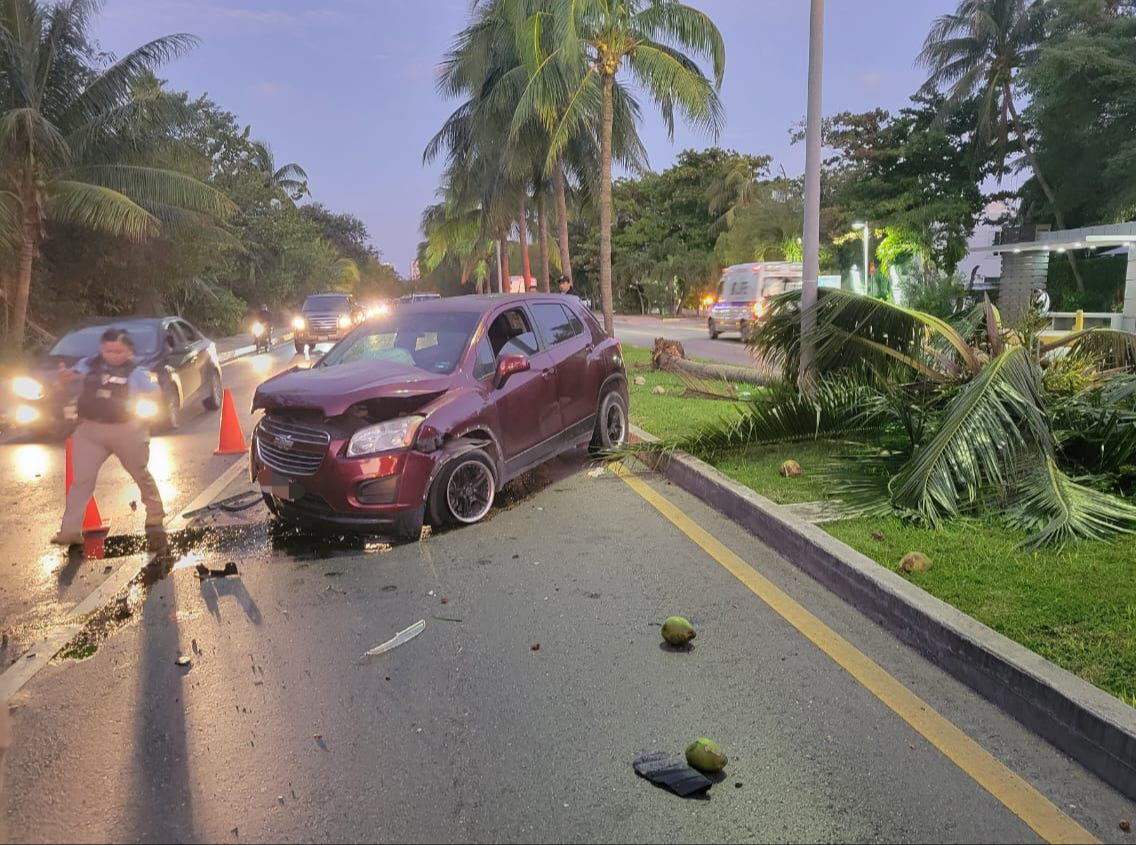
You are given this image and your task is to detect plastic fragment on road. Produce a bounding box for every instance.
[632,750,712,797]
[364,619,426,657]
[587,466,606,478]
[196,561,239,580]
[175,655,192,667]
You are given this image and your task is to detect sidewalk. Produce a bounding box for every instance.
[214,330,292,363]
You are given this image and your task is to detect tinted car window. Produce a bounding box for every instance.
[319,311,480,374]
[304,295,352,310]
[176,321,202,342]
[472,337,496,380]
[487,309,539,358]
[531,303,581,347]
[50,321,160,358]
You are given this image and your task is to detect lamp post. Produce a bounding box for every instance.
[799,0,825,385]
[852,222,869,294]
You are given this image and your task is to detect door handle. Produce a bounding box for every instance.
[585,342,594,353]
[541,368,554,380]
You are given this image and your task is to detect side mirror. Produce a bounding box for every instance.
[495,353,530,388]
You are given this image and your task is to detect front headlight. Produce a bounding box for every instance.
[13,376,44,401]
[252,321,265,337]
[135,398,159,419]
[338,314,352,329]
[346,415,425,458]
[14,405,39,424]
[292,316,306,330]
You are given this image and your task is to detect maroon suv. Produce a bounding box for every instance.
[251,294,629,539]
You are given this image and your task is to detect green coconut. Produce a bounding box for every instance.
[685,738,728,772]
[899,552,931,573]
[661,616,696,647]
[779,460,802,478]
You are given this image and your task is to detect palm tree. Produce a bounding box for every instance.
[706,154,772,234]
[248,140,309,201]
[628,288,1136,547]
[523,0,726,336]
[918,0,1084,291]
[0,0,235,348]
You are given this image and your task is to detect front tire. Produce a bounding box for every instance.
[203,368,223,411]
[428,450,497,527]
[163,387,182,431]
[590,390,629,454]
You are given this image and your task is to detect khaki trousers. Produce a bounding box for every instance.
[60,420,165,534]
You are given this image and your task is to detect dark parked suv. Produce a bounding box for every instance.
[292,292,363,353]
[252,295,629,539]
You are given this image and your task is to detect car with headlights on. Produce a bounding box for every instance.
[251,294,629,540]
[4,317,223,436]
[292,292,364,353]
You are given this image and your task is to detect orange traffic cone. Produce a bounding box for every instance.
[65,438,110,536]
[214,389,248,455]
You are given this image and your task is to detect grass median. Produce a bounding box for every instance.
[623,345,1136,706]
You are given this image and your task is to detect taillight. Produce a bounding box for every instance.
[752,300,766,318]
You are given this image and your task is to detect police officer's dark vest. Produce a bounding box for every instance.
[76,356,137,424]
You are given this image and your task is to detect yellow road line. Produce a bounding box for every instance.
[614,464,1098,845]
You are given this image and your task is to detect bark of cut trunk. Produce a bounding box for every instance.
[659,355,768,387]
[553,159,573,284]
[518,199,532,288]
[536,190,550,293]
[599,73,615,337]
[12,208,37,351]
[1005,88,1084,294]
[501,236,511,292]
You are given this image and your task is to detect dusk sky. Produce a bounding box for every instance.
[95,0,966,275]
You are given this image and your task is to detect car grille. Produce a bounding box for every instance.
[256,416,330,476]
[306,315,339,333]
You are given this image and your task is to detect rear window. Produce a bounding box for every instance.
[50,322,160,358]
[318,310,480,375]
[304,295,351,310]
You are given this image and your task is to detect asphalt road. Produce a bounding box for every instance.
[0,342,303,658]
[613,315,755,368]
[2,448,1133,842]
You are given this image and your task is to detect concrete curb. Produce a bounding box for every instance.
[628,424,1136,801]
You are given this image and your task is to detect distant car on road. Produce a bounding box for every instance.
[292,293,364,353]
[251,294,629,540]
[708,261,802,341]
[5,316,222,435]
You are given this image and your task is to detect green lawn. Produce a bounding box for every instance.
[624,350,1136,706]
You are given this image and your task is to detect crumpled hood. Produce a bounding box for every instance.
[253,359,452,417]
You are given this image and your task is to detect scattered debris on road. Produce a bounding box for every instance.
[1121,820,1131,832]
[364,619,426,657]
[686,738,728,772]
[196,561,239,580]
[587,466,606,478]
[431,616,463,623]
[661,616,696,647]
[530,643,540,652]
[175,655,192,667]
[633,750,712,798]
[440,597,449,604]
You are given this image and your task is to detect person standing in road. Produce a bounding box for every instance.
[51,328,166,549]
[557,274,579,298]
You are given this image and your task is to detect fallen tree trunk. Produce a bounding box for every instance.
[658,354,769,387]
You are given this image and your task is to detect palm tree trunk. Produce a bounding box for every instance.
[553,159,573,284]
[12,207,37,351]
[501,235,511,291]
[518,199,532,287]
[536,190,550,293]
[1005,87,1084,295]
[599,73,615,337]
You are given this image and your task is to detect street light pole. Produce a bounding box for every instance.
[799,0,825,385]
[853,222,869,294]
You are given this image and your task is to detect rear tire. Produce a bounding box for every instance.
[203,368,223,411]
[428,450,496,527]
[590,390,629,455]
